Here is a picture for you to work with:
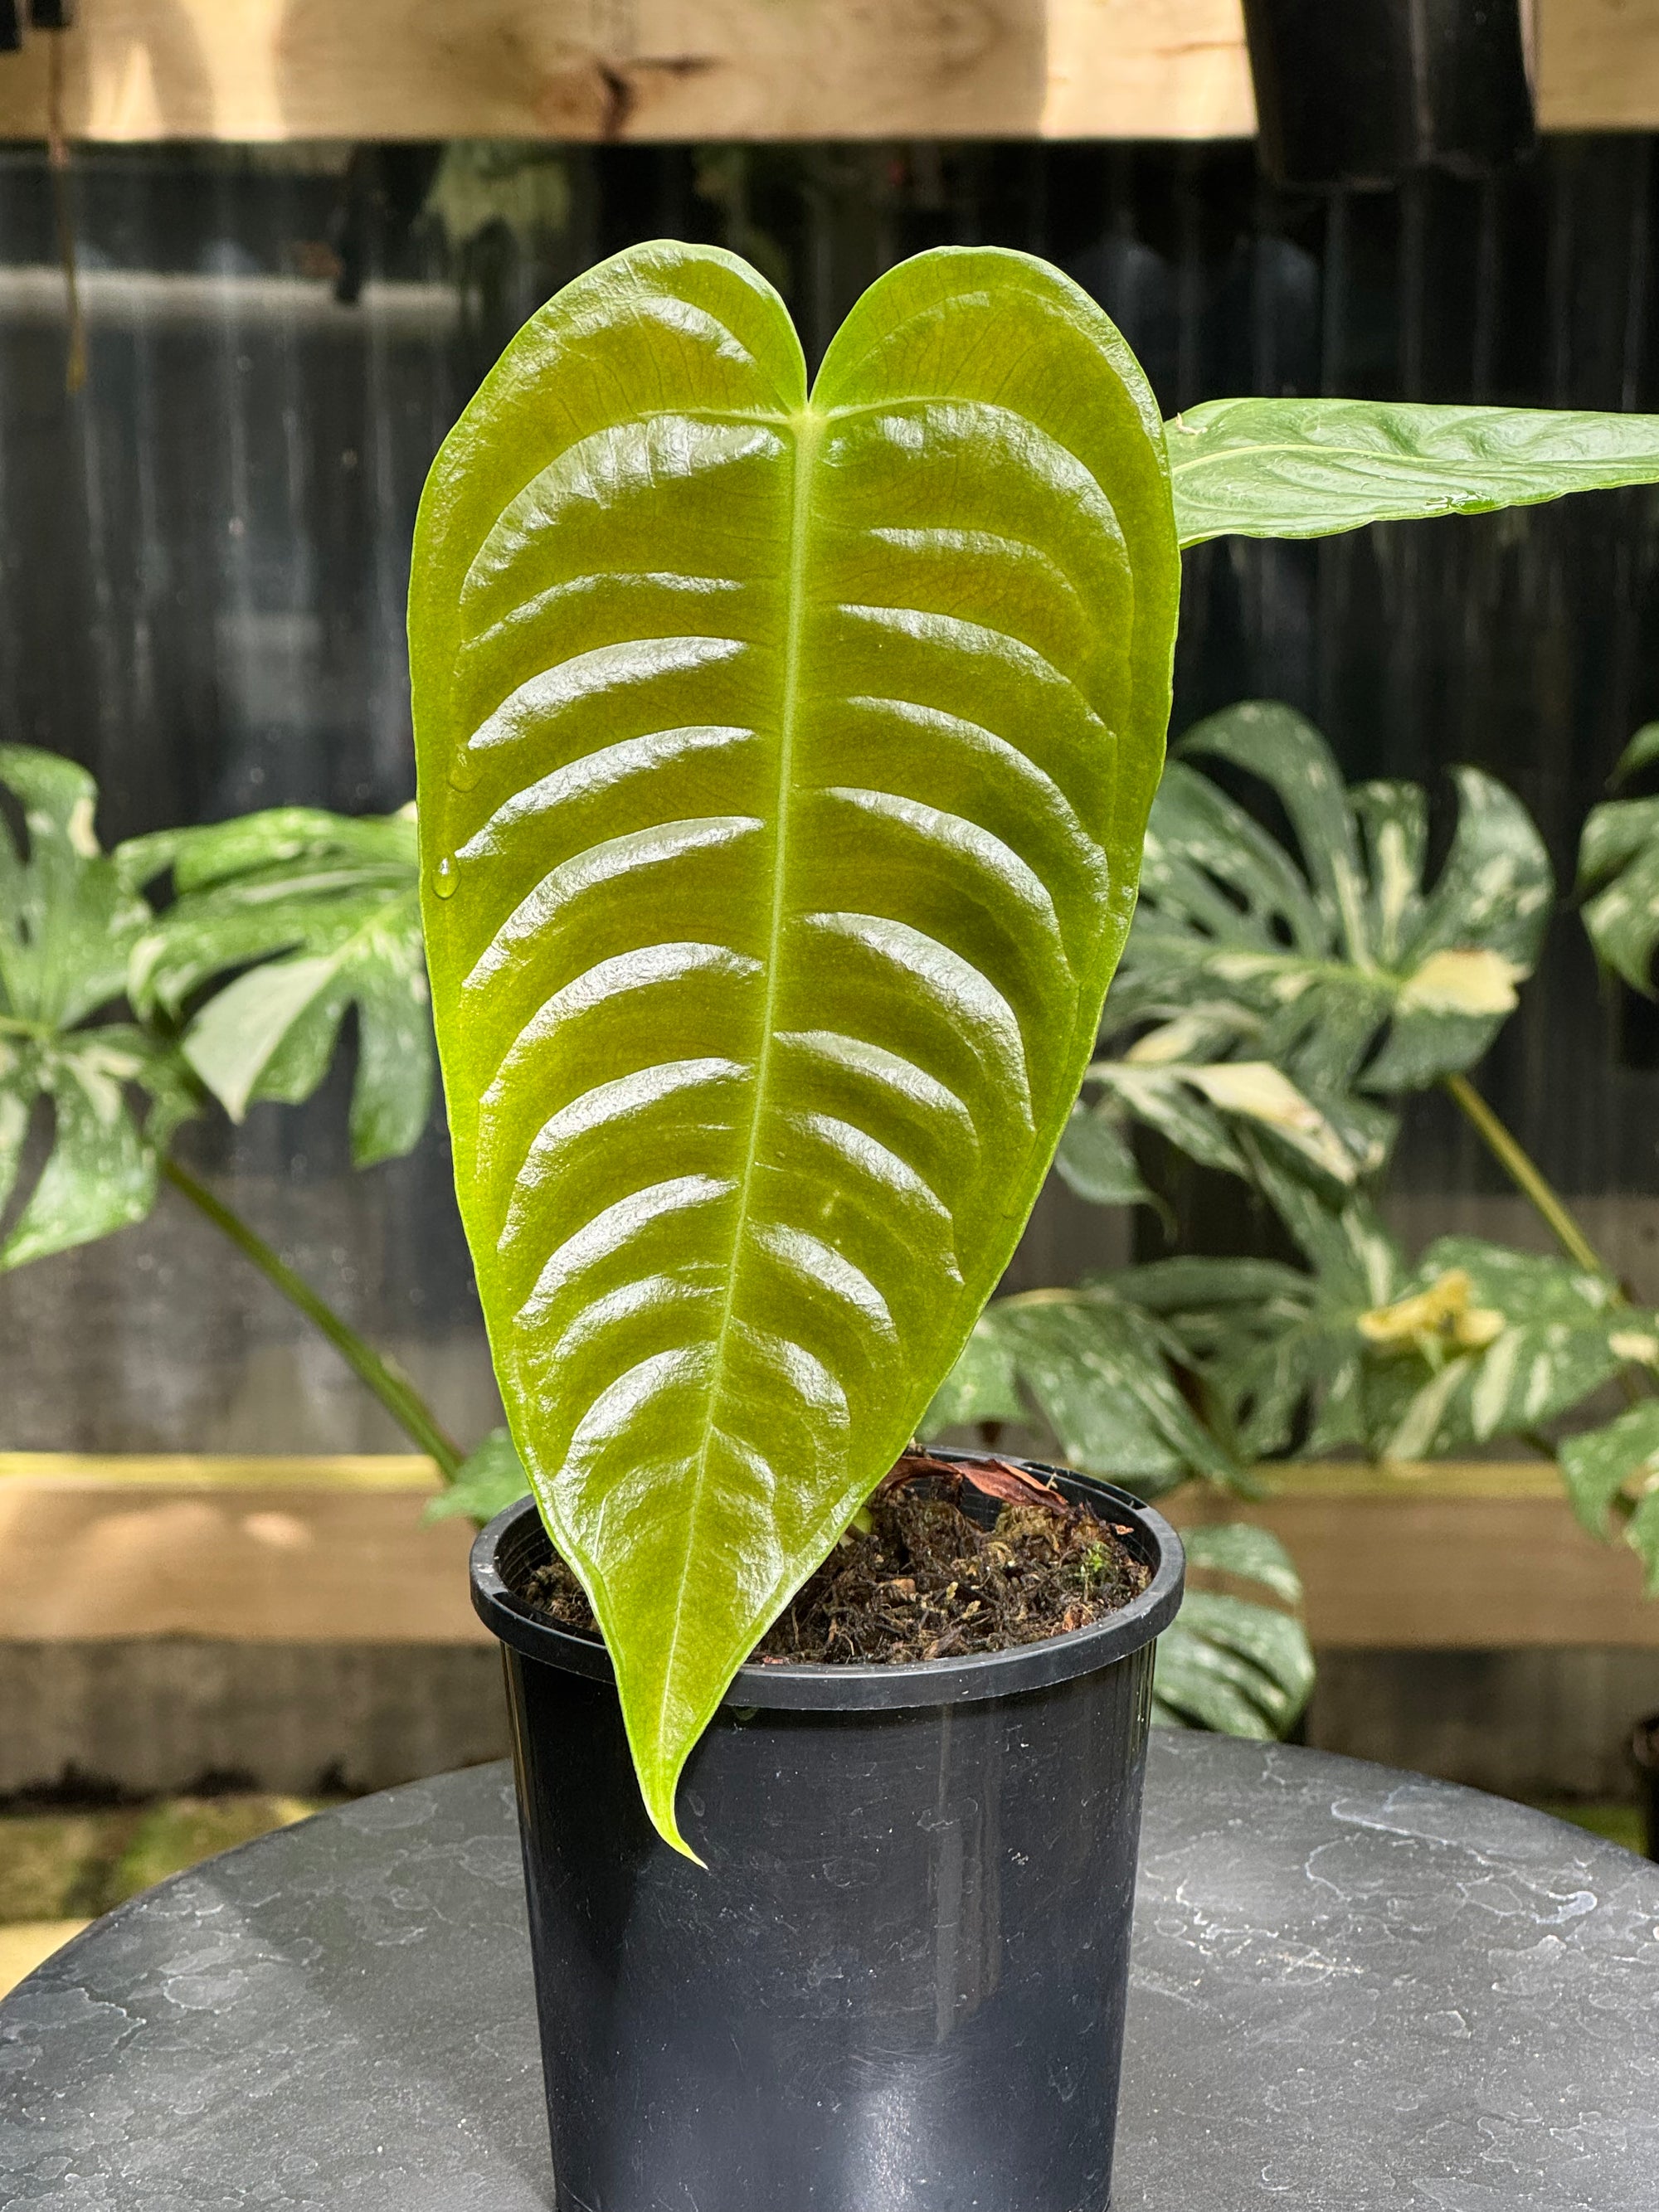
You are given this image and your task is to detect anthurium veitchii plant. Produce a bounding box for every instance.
[406,241,1659,1847]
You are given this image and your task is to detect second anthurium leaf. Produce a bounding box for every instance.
[409,241,1180,1848]
[1166,398,1659,547]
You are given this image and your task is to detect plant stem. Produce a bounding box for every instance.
[162,1159,464,1480]
[1441,1072,1618,1288]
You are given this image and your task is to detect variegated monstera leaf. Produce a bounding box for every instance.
[1578,721,1659,995]
[1354,1238,1659,1462]
[1105,701,1552,1156]
[128,805,431,1168]
[409,241,1181,1845]
[0,746,195,1267]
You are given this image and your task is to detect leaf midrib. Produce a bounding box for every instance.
[652,403,826,1737]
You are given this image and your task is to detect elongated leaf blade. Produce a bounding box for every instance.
[1169,399,1659,547]
[410,242,1180,1846]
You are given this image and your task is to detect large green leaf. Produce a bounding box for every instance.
[1112,702,1551,1116]
[128,806,431,1168]
[1168,399,1659,547]
[408,241,1180,1846]
[0,746,195,1267]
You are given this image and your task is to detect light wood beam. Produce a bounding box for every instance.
[1,1453,1653,1649]
[0,0,1257,143]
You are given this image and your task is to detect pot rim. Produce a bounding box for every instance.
[469,1452,1185,1712]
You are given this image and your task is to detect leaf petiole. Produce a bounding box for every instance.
[161,1158,465,1480]
[1440,1072,1616,1287]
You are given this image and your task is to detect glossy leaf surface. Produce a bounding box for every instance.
[410,241,1180,1843]
[129,807,431,1168]
[1169,399,1659,547]
[0,746,195,1268]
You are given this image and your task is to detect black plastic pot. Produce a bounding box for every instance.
[471,1458,1185,2212]
[1242,0,1534,187]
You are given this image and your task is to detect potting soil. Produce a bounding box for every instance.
[520,1456,1151,1664]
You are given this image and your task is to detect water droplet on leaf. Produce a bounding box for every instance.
[448,746,480,790]
[433,854,459,900]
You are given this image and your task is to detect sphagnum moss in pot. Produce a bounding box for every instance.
[409,240,1184,2212]
[408,241,1659,2210]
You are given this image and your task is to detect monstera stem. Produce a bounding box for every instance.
[1441,1073,1618,1288]
[162,1159,465,1480]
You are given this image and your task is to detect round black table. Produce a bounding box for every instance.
[1,1734,1654,2208]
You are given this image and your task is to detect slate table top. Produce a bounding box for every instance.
[2,1733,1655,2209]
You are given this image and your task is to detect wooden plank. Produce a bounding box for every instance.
[1535,0,1659,131]
[0,1451,1654,1649]
[1167,1466,1659,1650]
[0,1451,441,1491]
[0,0,1647,143]
[0,1471,488,1644]
[0,0,1257,143]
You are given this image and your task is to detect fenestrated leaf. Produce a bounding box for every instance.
[1577,734,1659,994]
[1558,1404,1659,1593]
[1154,1518,1313,1737]
[1167,398,1659,547]
[1366,1237,1651,1461]
[990,1293,1242,1498]
[0,746,197,1268]
[1110,703,1550,1122]
[1053,1098,1157,1208]
[408,242,1180,1847]
[1180,1520,1304,1607]
[918,1312,1026,1435]
[1112,1162,1404,1463]
[425,1426,533,1526]
[127,806,431,1168]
